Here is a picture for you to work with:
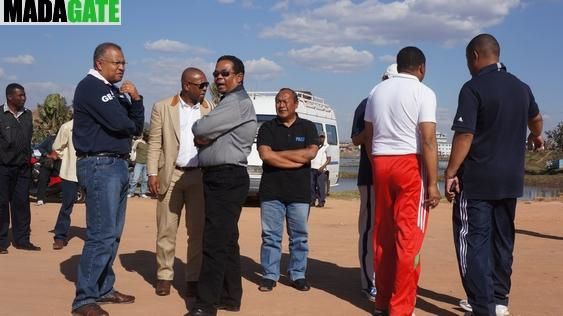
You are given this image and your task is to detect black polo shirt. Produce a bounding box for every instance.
[452,63,540,200]
[351,98,372,186]
[257,116,319,203]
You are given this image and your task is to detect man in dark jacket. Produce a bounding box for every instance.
[0,83,41,254]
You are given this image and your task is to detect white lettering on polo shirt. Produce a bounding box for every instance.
[101,93,114,102]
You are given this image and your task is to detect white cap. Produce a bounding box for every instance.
[382,63,398,79]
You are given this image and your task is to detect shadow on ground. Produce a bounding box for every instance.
[60,254,81,283]
[241,254,372,313]
[241,254,461,314]
[516,228,563,241]
[417,287,462,315]
[119,250,188,298]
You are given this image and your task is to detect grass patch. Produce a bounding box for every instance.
[524,174,563,188]
[339,172,358,179]
[330,190,360,200]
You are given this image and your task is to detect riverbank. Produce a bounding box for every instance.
[339,149,563,189]
[0,198,561,315]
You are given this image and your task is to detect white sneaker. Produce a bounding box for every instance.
[140,194,149,199]
[459,299,472,312]
[496,305,510,316]
[362,287,376,302]
[36,200,44,206]
[127,193,134,198]
[459,299,510,316]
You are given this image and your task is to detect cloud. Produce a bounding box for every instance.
[144,39,212,55]
[245,57,283,80]
[217,0,255,8]
[287,45,373,72]
[122,57,216,106]
[0,67,5,79]
[271,0,322,11]
[3,54,35,64]
[378,55,396,63]
[261,0,521,46]
[21,81,75,109]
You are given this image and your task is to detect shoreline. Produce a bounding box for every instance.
[340,171,563,189]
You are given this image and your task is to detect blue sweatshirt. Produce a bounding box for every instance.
[73,74,144,155]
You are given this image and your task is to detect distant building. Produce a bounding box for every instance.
[436,132,451,159]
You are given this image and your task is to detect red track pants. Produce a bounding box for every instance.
[372,154,429,316]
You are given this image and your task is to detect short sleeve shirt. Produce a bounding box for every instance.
[452,63,540,199]
[257,116,319,203]
[365,73,437,155]
[350,98,372,186]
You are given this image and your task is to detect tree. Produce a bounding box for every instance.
[545,121,563,150]
[208,82,221,105]
[32,93,73,143]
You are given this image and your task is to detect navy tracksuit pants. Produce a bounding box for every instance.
[453,191,516,316]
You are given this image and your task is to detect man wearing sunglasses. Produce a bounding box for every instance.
[188,55,257,316]
[71,42,144,316]
[147,67,213,297]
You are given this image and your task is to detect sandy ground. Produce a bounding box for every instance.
[0,197,562,316]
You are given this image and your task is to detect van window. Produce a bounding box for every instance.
[326,124,338,145]
[314,123,323,136]
[255,115,277,142]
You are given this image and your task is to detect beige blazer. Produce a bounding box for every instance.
[52,120,77,182]
[147,95,213,195]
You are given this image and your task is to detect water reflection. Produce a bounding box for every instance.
[337,157,561,201]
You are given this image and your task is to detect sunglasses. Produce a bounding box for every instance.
[187,81,209,89]
[212,70,234,78]
[101,59,127,66]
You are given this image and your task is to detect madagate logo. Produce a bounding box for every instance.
[1,0,121,25]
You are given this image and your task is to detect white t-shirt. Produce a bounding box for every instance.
[364,73,437,155]
[311,144,328,169]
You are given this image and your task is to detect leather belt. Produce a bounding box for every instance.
[77,152,130,160]
[201,164,242,173]
[175,166,199,172]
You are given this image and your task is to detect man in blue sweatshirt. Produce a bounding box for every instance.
[71,42,144,316]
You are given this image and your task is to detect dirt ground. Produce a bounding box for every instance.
[0,197,562,316]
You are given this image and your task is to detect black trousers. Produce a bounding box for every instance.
[195,165,249,313]
[36,158,60,201]
[453,192,516,316]
[0,164,32,248]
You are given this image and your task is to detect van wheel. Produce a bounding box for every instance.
[76,188,86,203]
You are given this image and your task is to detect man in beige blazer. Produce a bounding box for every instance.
[147,67,213,297]
[51,119,79,250]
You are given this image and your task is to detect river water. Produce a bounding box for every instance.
[335,157,561,201]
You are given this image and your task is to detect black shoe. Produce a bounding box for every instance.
[13,242,41,251]
[186,308,216,316]
[216,303,240,312]
[372,309,389,316]
[292,278,310,291]
[317,202,325,207]
[258,278,277,292]
[310,201,316,206]
[0,248,7,254]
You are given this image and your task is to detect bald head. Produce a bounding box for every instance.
[180,67,208,105]
[181,67,205,83]
[465,33,501,76]
[467,33,500,59]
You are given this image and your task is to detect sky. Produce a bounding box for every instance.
[0,0,562,141]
